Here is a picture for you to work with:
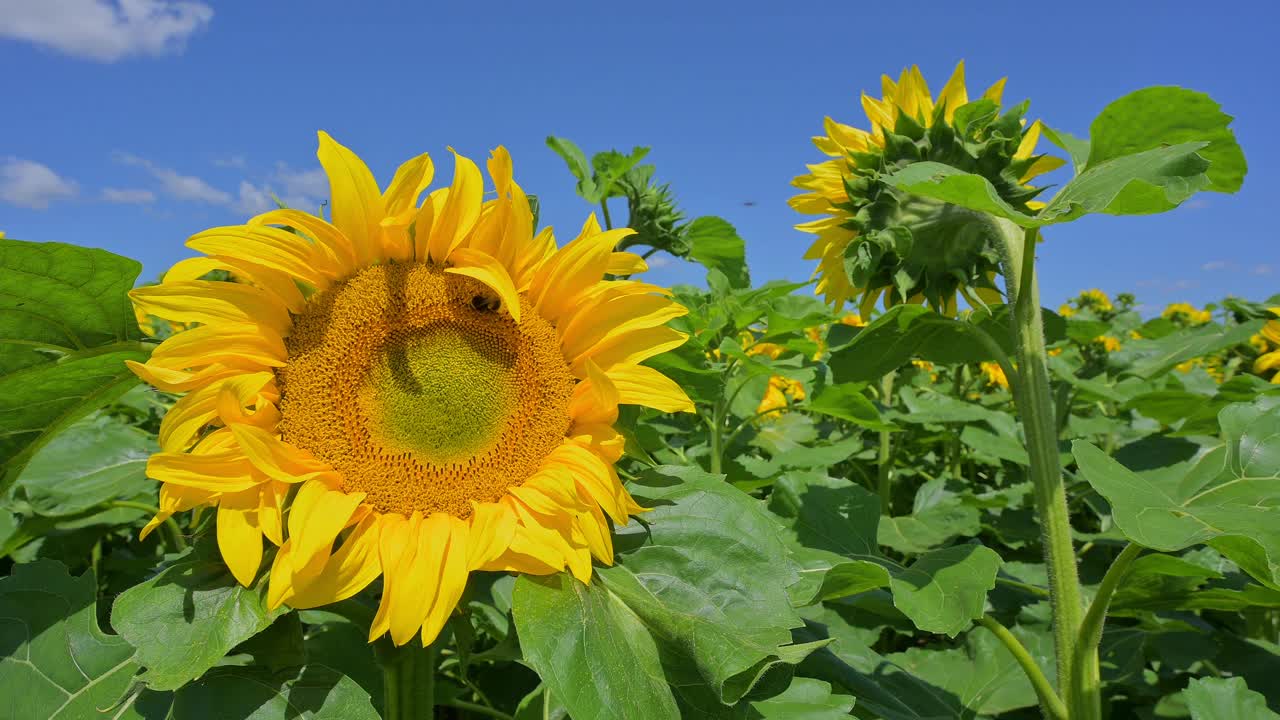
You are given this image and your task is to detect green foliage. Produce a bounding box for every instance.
[0,239,151,493]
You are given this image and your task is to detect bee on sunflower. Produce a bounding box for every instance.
[128,133,693,647]
[791,61,1063,315]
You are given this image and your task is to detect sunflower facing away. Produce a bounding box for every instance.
[791,61,1063,315]
[128,132,694,647]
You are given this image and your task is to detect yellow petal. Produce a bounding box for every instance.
[369,512,417,641]
[281,514,383,610]
[567,359,618,426]
[187,225,336,288]
[130,281,291,336]
[382,152,435,221]
[389,513,450,645]
[288,480,365,576]
[467,501,517,570]
[148,322,287,371]
[547,443,628,525]
[560,294,688,362]
[571,325,688,375]
[251,208,358,272]
[982,77,1007,105]
[606,252,648,276]
[445,247,522,323]
[218,497,263,587]
[606,364,695,413]
[936,61,969,121]
[164,255,306,314]
[530,221,637,321]
[227,425,342,486]
[421,516,469,645]
[317,131,386,264]
[427,150,484,265]
[147,450,261,492]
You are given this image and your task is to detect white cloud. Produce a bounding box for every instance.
[646,254,674,269]
[0,157,78,209]
[102,187,155,204]
[0,0,213,62]
[115,151,230,204]
[1254,264,1273,276]
[1201,260,1232,272]
[235,163,328,214]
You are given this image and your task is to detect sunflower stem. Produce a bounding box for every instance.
[978,615,1068,720]
[1070,543,1142,719]
[599,199,613,230]
[377,640,437,720]
[996,219,1088,720]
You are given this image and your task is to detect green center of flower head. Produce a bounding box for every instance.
[360,324,519,463]
[841,99,1052,309]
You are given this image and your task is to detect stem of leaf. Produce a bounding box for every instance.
[877,371,895,514]
[376,640,437,720]
[1070,543,1143,718]
[600,199,613,230]
[996,219,1086,718]
[978,615,1068,720]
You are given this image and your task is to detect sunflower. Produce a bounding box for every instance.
[1162,302,1213,326]
[1253,308,1280,382]
[1093,335,1122,353]
[980,361,1010,390]
[757,375,806,418]
[791,61,1063,314]
[128,133,694,647]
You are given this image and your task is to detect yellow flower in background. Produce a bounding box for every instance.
[1078,289,1114,313]
[840,313,867,327]
[757,375,806,418]
[980,361,1010,389]
[1058,304,1076,318]
[1129,330,1144,341]
[1048,347,1064,357]
[1162,302,1213,326]
[128,133,693,647]
[1253,308,1280,383]
[1094,335,1122,353]
[791,61,1062,315]
[911,359,938,382]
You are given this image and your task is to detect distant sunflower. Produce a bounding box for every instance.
[129,133,693,647]
[1162,302,1213,326]
[980,361,1010,390]
[1253,308,1280,383]
[791,61,1062,314]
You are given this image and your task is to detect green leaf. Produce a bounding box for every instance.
[512,573,680,720]
[880,162,1037,227]
[1040,124,1090,174]
[685,216,750,289]
[298,610,382,707]
[806,383,892,430]
[778,475,1001,635]
[545,136,593,192]
[0,239,149,493]
[1086,87,1246,194]
[12,413,155,516]
[1114,319,1263,378]
[748,678,855,719]
[1038,141,1212,222]
[885,623,1056,716]
[878,500,981,555]
[0,560,139,719]
[122,665,381,719]
[612,466,821,704]
[827,305,996,384]
[111,535,284,691]
[1073,399,1280,589]
[1185,677,1280,720]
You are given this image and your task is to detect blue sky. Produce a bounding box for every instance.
[1,0,1275,311]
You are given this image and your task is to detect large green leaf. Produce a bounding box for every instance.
[1113,320,1263,378]
[685,216,750,289]
[748,678,855,720]
[1073,399,1280,589]
[512,573,680,720]
[806,383,892,430]
[827,305,997,384]
[11,413,154,516]
[610,466,822,704]
[1185,677,1280,720]
[111,535,284,690]
[776,474,1001,636]
[0,560,139,720]
[1037,141,1213,221]
[0,239,149,493]
[1086,87,1246,194]
[880,163,1036,227]
[120,666,380,720]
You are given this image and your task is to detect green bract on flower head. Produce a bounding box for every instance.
[791,61,1064,315]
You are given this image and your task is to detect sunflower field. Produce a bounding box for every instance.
[1,63,1276,720]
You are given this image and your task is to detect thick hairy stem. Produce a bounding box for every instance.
[995,218,1087,719]
[876,371,896,514]
[1070,543,1143,717]
[377,641,437,720]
